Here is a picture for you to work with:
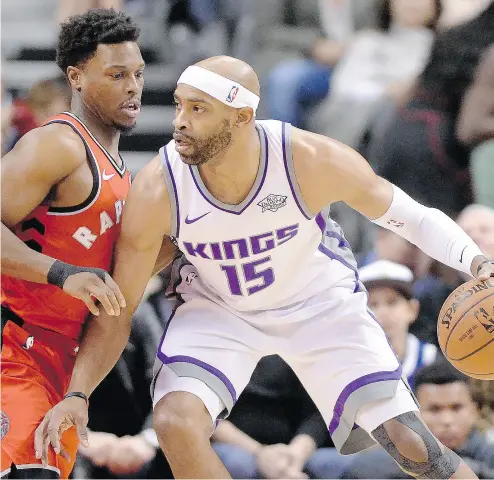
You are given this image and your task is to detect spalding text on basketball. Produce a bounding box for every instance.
[440,280,491,329]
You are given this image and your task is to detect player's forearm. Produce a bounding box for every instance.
[371,185,486,277]
[1,223,56,282]
[67,311,133,396]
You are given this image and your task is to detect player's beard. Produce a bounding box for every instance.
[179,119,232,166]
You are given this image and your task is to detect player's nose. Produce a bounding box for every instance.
[173,109,190,130]
[126,75,141,96]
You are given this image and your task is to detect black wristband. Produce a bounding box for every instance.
[476,260,494,276]
[64,391,89,406]
[47,260,106,289]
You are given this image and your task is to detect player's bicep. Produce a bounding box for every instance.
[111,157,171,310]
[1,126,84,227]
[293,129,393,218]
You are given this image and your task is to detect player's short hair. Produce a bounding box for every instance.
[414,360,469,394]
[56,8,140,74]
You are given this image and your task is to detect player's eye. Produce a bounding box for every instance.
[193,106,204,113]
[135,71,144,79]
[111,72,124,80]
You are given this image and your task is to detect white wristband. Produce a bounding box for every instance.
[372,185,484,277]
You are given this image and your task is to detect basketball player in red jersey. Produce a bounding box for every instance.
[0,9,146,479]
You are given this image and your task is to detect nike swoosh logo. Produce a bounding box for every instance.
[102,169,115,181]
[185,212,211,224]
[459,246,467,263]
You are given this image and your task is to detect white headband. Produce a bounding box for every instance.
[177,65,260,114]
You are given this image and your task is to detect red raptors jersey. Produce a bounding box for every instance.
[1,112,131,340]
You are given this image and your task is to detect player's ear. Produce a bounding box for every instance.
[67,66,82,93]
[235,107,254,127]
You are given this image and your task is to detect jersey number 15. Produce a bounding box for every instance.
[220,257,274,296]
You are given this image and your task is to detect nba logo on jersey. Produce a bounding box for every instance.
[257,194,287,212]
[226,86,239,103]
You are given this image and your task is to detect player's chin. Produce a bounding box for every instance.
[114,119,137,134]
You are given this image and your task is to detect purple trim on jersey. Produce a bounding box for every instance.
[325,231,351,249]
[316,213,360,292]
[157,306,237,402]
[164,147,181,237]
[157,351,237,402]
[328,365,403,435]
[188,126,269,215]
[315,211,326,232]
[282,122,312,220]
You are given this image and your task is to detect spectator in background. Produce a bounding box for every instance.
[186,0,255,63]
[211,355,350,479]
[265,0,378,128]
[457,45,494,210]
[310,0,440,147]
[457,204,494,259]
[57,0,123,22]
[6,77,71,152]
[371,1,494,216]
[342,361,494,479]
[359,260,438,388]
[1,81,13,156]
[470,380,494,443]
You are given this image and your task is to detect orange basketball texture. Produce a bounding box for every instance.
[437,278,494,380]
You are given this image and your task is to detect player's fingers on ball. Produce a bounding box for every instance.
[82,292,100,316]
[105,274,126,308]
[478,271,490,281]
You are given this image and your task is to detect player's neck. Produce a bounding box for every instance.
[70,102,121,157]
[198,127,260,205]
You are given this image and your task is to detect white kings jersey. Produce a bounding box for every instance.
[161,120,360,312]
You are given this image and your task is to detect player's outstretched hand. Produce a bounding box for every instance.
[34,396,89,467]
[475,260,494,282]
[63,270,126,317]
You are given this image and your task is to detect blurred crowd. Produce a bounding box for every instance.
[2,0,494,478]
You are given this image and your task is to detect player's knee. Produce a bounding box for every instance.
[380,417,429,463]
[153,391,212,446]
[373,412,460,478]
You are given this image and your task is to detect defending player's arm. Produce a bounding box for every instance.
[292,128,493,280]
[1,125,125,316]
[34,155,176,465]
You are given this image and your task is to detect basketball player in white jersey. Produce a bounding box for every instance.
[36,56,494,479]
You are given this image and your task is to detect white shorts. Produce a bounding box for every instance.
[152,264,419,454]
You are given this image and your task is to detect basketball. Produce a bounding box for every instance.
[438,278,494,380]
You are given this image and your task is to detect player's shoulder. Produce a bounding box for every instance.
[129,154,170,204]
[10,122,87,169]
[291,126,344,170]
